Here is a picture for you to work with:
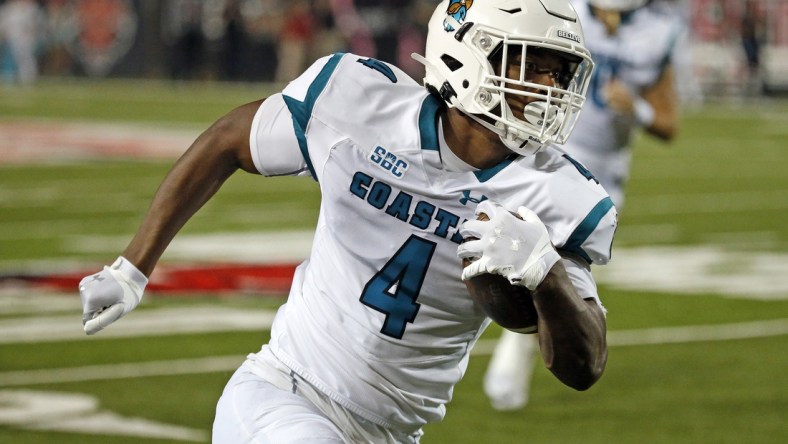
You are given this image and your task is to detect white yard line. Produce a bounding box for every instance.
[604,318,788,346]
[0,293,81,315]
[0,356,245,387]
[1,318,786,387]
[593,246,788,299]
[55,239,788,299]
[472,318,788,354]
[0,389,208,441]
[62,231,316,264]
[0,306,276,344]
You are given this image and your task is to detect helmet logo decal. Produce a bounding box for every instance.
[556,29,580,43]
[444,0,474,31]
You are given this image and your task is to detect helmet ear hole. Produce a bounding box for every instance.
[440,54,464,72]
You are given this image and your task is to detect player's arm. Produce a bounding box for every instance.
[122,100,262,275]
[604,65,678,142]
[639,65,678,141]
[531,260,607,391]
[458,201,607,390]
[79,100,264,334]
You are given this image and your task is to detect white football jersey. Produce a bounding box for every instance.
[248,53,617,432]
[565,0,686,204]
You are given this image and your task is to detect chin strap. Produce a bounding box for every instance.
[460,109,545,157]
[521,101,563,137]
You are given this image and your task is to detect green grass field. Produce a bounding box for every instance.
[1,80,787,443]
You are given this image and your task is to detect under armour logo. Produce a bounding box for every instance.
[460,190,487,206]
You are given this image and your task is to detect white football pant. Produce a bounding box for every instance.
[212,347,421,444]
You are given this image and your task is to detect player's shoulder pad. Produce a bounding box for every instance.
[280,53,431,156]
[281,52,417,109]
[280,53,342,103]
[562,195,617,266]
[534,148,618,265]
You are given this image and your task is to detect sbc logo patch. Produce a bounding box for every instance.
[369,146,408,178]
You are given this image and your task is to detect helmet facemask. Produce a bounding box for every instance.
[457,25,594,155]
[415,0,595,157]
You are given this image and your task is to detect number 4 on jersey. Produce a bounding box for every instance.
[360,235,436,339]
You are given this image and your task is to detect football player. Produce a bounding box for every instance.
[484,0,684,412]
[79,0,616,441]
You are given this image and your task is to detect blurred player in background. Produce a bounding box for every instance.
[484,0,684,411]
[0,0,45,84]
[78,1,616,442]
[740,0,766,96]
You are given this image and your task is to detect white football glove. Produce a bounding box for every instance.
[457,200,561,291]
[79,256,148,335]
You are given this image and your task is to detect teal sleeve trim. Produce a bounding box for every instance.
[560,197,615,264]
[282,53,345,181]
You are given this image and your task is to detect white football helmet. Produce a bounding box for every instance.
[413,0,594,156]
[588,0,649,11]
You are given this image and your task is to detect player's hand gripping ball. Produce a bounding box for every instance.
[457,201,560,333]
[459,211,538,333]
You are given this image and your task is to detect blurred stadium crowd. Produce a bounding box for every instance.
[1,0,787,98]
[0,0,436,84]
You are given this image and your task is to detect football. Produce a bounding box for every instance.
[462,212,539,334]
